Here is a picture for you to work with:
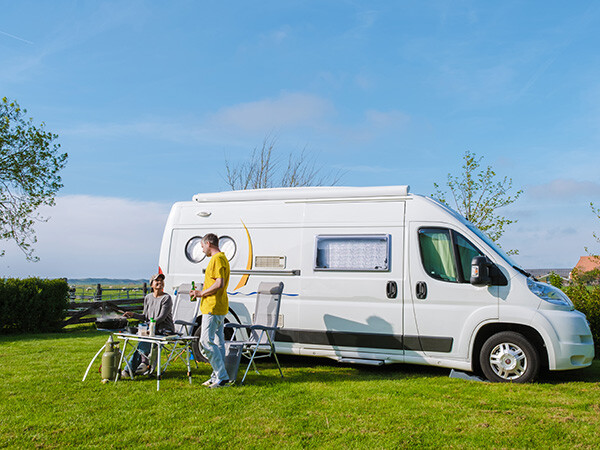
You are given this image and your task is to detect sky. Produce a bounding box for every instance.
[1,1,600,279]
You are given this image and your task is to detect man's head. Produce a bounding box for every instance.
[201,233,220,256]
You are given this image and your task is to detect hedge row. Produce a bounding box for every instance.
[0,278,69,333]
[550,273,600,357]
[565,284,600,357]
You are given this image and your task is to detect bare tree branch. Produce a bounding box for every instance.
[223,137,343,190]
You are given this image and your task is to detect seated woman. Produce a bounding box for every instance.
[121,273,175,377]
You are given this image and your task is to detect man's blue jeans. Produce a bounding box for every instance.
[200,313,229,382]
[127,341,152,373]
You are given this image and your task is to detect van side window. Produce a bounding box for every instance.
[418,228,482,283]
[455,233,481,282]
[315,235,390,271]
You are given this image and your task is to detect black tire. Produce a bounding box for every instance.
[190,318,236,363]
[479,331,539,383]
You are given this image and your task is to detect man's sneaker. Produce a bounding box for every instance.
[209,379,230,389]
[121,369,132,379]
[202,378,214,386]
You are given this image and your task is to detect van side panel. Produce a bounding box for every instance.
[290,201,405,361]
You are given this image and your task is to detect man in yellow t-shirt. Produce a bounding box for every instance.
[190,233,230,388]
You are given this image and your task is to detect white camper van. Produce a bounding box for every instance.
[158,185,594,382]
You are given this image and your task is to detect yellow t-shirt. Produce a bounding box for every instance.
[201,252,230,315]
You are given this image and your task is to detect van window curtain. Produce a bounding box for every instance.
[419,229,457,282]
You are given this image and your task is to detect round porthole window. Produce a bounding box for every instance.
[185,236,206,263]
[219,236,236,261]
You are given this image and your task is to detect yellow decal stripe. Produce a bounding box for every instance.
[234,221,252,290]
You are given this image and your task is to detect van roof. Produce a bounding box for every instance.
[193,185,410,203]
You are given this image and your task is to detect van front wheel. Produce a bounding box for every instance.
[480,331,539,383]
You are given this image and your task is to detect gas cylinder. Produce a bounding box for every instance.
[101,335,120,383]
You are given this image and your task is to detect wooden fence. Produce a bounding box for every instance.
[63,283,148,327]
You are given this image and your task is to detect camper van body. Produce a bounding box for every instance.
[158,186,594,381]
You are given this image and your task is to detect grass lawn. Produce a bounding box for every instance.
[1,327,600,449]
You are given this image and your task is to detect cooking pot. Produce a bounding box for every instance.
[95,316,128,331]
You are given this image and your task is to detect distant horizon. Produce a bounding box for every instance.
[26,265,584,284]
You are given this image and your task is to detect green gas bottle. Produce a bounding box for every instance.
[101,335,120,383]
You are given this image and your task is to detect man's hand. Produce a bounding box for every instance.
[122,311,133,319]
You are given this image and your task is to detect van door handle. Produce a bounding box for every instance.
[386,281,397,299]
[416,281,427,299]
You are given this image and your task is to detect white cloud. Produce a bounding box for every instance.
[61,93,336,142]
[365,109,410,129]
[344,10,379,38]
[209,92,335,132]
[527,178,600,201]
[0,195,171,279]
[263,26,291,45]
[61,97,412,157]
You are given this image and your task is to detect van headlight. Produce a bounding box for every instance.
[527,278,573,308]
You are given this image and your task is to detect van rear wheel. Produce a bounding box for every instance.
[191,319,236,363]
[480,331,539,383]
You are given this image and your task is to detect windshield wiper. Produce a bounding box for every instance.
[513,265,533,278]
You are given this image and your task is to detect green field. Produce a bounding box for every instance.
[69,284,146,302]
[1,327,600,449]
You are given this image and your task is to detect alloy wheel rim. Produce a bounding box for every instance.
[489,342,527,380]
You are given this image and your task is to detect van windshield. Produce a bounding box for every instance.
[465,223,520,269]
[429,196,526,274]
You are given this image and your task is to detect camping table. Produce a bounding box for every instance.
[113,332,198,391]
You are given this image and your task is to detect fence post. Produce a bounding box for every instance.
[143,282,148,296]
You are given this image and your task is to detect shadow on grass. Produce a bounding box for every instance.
[117,354,450,387]
[226,354,452,386]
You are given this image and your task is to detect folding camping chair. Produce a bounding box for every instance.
[160,283,201,373]
[171,283,201,336]
[225,281,284,384]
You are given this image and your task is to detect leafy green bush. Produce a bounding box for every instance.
[564,275,600,356]
[0,278,69,333]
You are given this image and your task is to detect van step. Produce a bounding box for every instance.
[338,358,385,366]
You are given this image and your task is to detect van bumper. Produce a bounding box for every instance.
[533,309,595,370]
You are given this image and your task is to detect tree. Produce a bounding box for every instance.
[1,97,68,261]
[224,137,342,190]
[587,202,600,260]
[432,150,522,252]
[547,271,564,289]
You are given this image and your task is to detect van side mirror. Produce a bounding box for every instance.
[470,256,508,286]
[471,256,492,285]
